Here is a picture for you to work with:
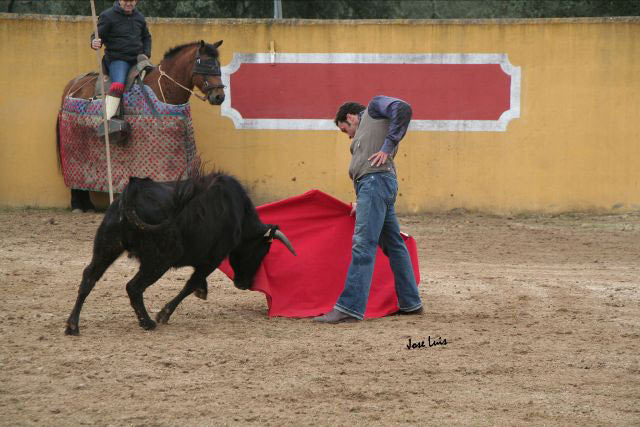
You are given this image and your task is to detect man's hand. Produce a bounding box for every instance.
[91,38,103,50]
[350,202,357,216]
[368,151,389,167]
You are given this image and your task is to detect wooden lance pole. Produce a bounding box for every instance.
[90,0,114,203]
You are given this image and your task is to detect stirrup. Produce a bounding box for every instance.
[97,118,129,137]
[97,118,131,146]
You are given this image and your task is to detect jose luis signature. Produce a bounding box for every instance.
[406,336,447,349]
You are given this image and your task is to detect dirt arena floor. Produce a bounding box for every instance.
[0,207,639,426]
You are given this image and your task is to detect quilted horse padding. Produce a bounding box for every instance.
[58,84,198,193]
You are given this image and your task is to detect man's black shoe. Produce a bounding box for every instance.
[397,307,424,315]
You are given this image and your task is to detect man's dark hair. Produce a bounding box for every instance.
[334,102,366,126]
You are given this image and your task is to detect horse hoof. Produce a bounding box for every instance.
[140,319,157,330]
[155,309,170,324]
[194,288,207,300]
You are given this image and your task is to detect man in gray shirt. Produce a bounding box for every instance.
[313,95,423,323]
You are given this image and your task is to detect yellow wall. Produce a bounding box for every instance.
[1,14,639,213]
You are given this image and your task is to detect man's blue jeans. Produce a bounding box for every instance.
[335,172,423,320]
[108,59,132,84]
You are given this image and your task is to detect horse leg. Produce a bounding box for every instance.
[70,189,95,212]
[65,233,124,335]
[156,263,219,324]
[81,190,96,211]
[70,189,85,212]
[126,263,171,330]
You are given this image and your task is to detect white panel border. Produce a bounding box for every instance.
[221,53,521,132]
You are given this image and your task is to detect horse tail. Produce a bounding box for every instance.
[55,111,62,171]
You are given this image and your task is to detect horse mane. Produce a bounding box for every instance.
[162,42,220,60]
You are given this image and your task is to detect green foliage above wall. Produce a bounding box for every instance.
[3,0,640,19]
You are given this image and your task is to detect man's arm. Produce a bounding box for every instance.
[367,95,413,166]
[141,19,152,58]
[90,13,109,49]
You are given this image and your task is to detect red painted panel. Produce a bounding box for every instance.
[230,63,511,120]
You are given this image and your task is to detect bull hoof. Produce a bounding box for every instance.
[194,288,207,300]
[155,309,171,324]
[64,323,79,336]
[139,319,157,330]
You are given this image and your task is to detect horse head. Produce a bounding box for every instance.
[152,40,226,106]
[192,40,226,105]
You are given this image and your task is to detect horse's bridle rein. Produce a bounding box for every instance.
[156,48,225,103]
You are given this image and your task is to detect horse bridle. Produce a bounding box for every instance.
[192,50,225,97]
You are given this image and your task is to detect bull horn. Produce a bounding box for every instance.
[273,229,296,256]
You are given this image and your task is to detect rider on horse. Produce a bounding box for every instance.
[68,0,150,213]
[91,0,151,127]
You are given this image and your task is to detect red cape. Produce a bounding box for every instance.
[219,190,420,318]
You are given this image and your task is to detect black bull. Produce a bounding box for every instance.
[65,171,296,335]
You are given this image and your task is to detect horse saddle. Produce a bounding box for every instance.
[94,55,155,97]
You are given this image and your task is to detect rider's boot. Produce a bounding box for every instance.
[97,83,130,141]
[105,94,121,120]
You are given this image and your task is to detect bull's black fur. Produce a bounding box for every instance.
[65,170,295,335]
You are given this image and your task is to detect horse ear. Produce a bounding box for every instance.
[213,40,223,48]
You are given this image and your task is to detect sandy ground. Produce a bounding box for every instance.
[0,207,639,426]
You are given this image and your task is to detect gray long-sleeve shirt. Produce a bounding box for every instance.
[366,96,413,154]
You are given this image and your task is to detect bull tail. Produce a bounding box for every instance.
[122,179,172,232]
[124,205,171,232]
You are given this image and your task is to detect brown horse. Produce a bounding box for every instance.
[57,40,226,212]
